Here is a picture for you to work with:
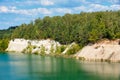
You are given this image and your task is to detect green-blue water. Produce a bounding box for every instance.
[0,52,120,80]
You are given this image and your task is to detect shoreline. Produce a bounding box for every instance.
[5,38,120,63]
[4,51,120,63]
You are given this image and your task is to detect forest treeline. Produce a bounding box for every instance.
[0,26,17,39]
[0,26,17,51]
[0,10,120,51]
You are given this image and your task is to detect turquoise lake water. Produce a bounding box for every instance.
[0,52,120,80]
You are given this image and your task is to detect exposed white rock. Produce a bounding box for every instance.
[6,39,28,52]
[28,39,61,54]
[6,39,61,54]
[76,39,120,62]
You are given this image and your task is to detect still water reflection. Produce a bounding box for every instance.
[0,53,120,80]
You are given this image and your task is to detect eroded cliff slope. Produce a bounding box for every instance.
[76,39,120,62]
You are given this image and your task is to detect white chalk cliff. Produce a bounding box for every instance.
[76,39,120,62]
[6,39,61,54]
[6,39,28,52]
[6,38,79,55]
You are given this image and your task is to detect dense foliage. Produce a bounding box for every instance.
[0,26,17,39]
[0,26,17,51]
[11,11,120,47]
[0,39,9,52]
[1,10,120,51]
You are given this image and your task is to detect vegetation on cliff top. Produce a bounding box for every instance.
[0,10,120,51]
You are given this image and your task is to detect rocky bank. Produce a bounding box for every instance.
[75,39,120,62]
[6,39,79,55]
[6,39,120,62]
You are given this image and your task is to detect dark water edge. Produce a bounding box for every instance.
[0,52,120,80]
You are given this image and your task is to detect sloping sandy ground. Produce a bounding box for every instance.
[76,39,120,62]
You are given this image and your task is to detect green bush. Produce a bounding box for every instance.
[22,43,33,53]
[60,45,66,53]
[50,44,54,54]
[66,43,80,55]
[40,45,45,54]
[0,39,9,52]
[55,45,66,54]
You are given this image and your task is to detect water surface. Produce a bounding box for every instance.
[0,52,120,80]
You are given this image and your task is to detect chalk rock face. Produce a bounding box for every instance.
[26,39,61,54]
[6,39,28,52]
[6,39,61,54]
[76,39,120,62]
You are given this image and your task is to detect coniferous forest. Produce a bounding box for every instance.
[0,10,120,51]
